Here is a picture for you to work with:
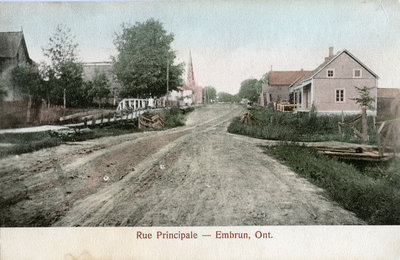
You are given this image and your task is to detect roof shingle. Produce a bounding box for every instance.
[0,31,24,58]
[269,70,312,86]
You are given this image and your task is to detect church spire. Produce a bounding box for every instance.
[187,50,195,88]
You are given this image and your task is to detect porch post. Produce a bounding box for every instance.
[310,80,314,109]
[301,88,304,111]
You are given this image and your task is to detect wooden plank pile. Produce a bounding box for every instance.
[240,111,260,126]
[311,146,395,161]
[138,114,165,129]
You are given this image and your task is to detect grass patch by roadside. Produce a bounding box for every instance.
[0,106,195,157]
[264,144,400,224]
[228,106,377,144]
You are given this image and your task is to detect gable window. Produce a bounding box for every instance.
[335,89,345,102]
[353,69,362,78]
[327,69,334,78]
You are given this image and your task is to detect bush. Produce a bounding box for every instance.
[265,144,400,224]
[228,107,377,144]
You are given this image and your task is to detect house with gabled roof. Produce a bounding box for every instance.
[289,47,379,115]
[0,30,36,101]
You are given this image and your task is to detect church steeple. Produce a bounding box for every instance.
[187,50,195,88]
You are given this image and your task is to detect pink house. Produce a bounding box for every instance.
[289,47,379,115]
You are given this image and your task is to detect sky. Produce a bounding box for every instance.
[1,0,400,94]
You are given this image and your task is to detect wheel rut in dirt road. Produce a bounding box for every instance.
[55,104,363,226]
[1,104,364,226]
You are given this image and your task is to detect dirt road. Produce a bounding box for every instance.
[0,104,364,226]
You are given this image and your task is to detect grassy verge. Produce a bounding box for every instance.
[0,106,195,157]
[228,106,377,144]
[264,144,400,224]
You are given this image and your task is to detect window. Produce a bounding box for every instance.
[335,89,345,102]
[353,69,362,78]
[327,69,334,78]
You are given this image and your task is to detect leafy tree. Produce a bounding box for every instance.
[88,73,111,108]
[352,86,375,109]
[11,66,43,99]
[203,86,217,103]
[218,92,237,103]
[113,19,184,98]
[42,24,84,107]
[238,78,262,103]
[351,86,375,143]
[260,72,269,84]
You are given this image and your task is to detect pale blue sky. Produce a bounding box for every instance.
[1,0,399,94]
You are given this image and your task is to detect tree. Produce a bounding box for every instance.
[42,24,84,107]
[113,19,184,98]
[351,86,375,143]
[238,78,262,103]
[88,73,111,108]
[352,86,375,109]
[203,86,217,103]
[11,66,43,99]
[218,92,236,103]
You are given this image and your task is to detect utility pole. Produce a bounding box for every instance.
[63,88,66,109]
[166,59,169,105]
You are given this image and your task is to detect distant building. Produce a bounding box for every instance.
[168,85,194,106]
[377,88,400,119]
[0,31,36,101]
[82,61,123,105]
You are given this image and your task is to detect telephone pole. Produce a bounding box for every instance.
[166,59,169,104]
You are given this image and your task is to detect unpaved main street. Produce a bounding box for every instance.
[0,104,363,226]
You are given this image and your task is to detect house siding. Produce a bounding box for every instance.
[313,52,377,112]
[261,83,290,107]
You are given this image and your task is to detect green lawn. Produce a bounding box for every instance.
[228,106,377,144]
[265,144,400,224]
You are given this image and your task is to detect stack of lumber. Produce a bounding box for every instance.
[240,111,260,126]
[139,114,165,129]
[311,146,395,161]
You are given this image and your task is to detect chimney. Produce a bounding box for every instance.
[329,47,334,58]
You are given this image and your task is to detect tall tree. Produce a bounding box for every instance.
[238,78,262,103]
[88,73,112,108]
[113,19,184,98]
[42,24,84,107]
[11,66,43,99]
[203,86,217,103]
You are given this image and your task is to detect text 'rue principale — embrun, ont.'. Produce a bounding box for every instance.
[136,230,273,241]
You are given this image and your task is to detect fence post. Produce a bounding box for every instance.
[84,117,87,127]
[361,106,368,143]
[91,116,96,126]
